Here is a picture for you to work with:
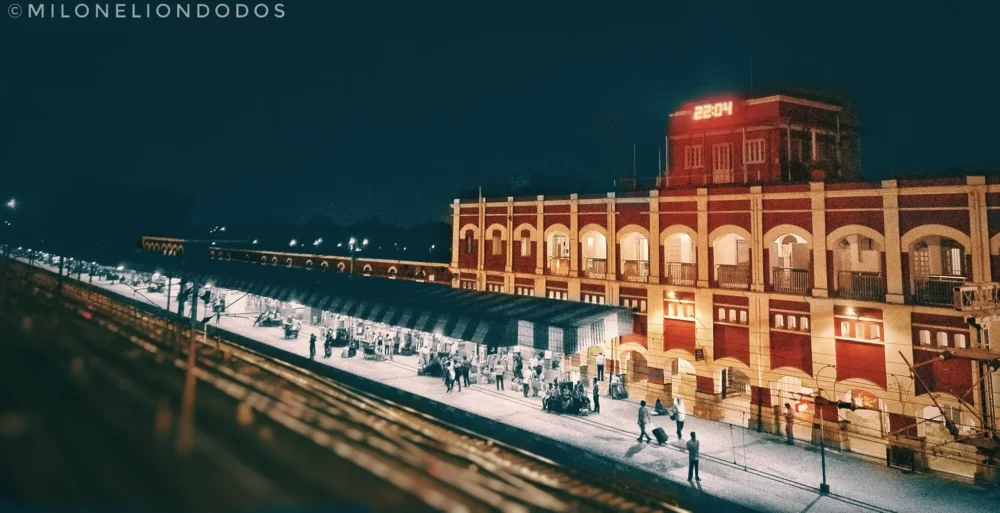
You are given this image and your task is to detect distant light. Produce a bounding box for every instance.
[252,239,258,244]
[289,239,297,247]
[5,199,15,209]
[403,247,407,251]
[313,238,323,246]
[205,282,214,288]
[220,226,226,232]
[349,237,357,245]
[362,239,368,246]
[337,243,342,247]
[845,307,856,317]
[430,244,435,249]
[152,272,160,280]
[116,265,124,271]
[211,241,216,246]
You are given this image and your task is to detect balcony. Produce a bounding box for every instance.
[772,267,810,295]
[584,258,608,280]
[665,262,697,286]
[548,257,570,276]
[914,275,966,307]
[621,260,650,283]
[837,271,885,301]
[717,264,750,290]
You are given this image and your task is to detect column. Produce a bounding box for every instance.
[451,199,460,269]
[882,180,904,303]
[750,185,764,292]
[696,188,709,287]
[477,197,486,289]
[505,197,514,273]
[810,182,829,297]
[649,191,661,282]
[607,193,617,281]
[569,194,579,278]
[968,176,990,282]
[535,195,544,275]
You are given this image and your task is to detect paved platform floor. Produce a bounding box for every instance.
[61,271,999,513]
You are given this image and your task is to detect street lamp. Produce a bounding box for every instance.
[814,364,837,495]
[5,199,15,209]
[348,237,367,277]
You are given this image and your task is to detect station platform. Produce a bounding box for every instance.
[76,274,998,513]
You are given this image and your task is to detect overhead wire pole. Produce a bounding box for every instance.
[136,236,248,457]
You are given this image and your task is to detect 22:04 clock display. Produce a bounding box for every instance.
[693,101,734,121]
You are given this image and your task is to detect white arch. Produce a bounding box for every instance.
[261,255,268,263]
[513,223,537,239]
[285,257,293,267]
[708,225,752,246]
[388,266,398,274]
[305,259,314,266]
[615,224,650,242]
[460,223,480,238]
[763,224,813,248]
[578,223,609,239]
[544,223,571,239]
[362,264,373,273]
[826,224,885,251]
[660,224,698,245]
[485,223,508,240]
[337,262,346,272]
[900,224,971,252]
[320,260,329,268]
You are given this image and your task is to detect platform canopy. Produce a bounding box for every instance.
[186,260,633,354]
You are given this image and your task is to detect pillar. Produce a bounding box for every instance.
[882,180,904,303]
[649,190,661,283]
[810,182,829,297]
[696,188,709,287]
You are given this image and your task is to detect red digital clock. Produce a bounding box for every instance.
[693,101,734,121]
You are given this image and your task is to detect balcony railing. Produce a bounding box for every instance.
[717,264,750,290]
[621,260,650,283]
[837,271,885,301]
[583,258,608,280]
[772,267,810,295]
[665,262,697,286]
[914,275,966,306]
[547,256,570,276]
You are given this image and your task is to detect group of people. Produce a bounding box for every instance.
[638,397,700,481]
[442,355,473,392]
[542,378,599,415]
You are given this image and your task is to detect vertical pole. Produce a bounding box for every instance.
[819,413,830,494]
[177,275,199,456]
[57,256,64,295]
[166,274,172,314]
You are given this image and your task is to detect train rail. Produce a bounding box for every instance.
[5,261,690,513]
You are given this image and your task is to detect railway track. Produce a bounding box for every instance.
[4,261,690,513]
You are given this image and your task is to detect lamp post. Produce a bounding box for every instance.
[813,363,837,495]
[348,237,367,278]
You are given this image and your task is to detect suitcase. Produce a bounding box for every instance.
[652,427,668,445]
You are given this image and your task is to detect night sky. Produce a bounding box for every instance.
[3,1,999,234]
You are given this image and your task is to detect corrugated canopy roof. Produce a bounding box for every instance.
[186,260,633,354]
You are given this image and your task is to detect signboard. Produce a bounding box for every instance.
[694,348,705,362]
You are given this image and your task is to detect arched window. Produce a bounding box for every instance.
[871,325,881,340]
[840,320,852,338]
[788,316,797,330]
[464,231,475,254]
[918,329,931,346]
[800,317,809,331]
[774,314,785,328]
[955,333,967,349]
[718,308,726,321]
[937,332,948,348]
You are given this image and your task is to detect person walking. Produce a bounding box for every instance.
[669,397,687,440]
[784,403,795,444]
[686,432,701,481]
[596,352,606,381]
[494,361,505,391]
[637,400,652,443]
[592,377,600,413]
[445,361,456,393]
[462,357,471,387]
[453,361,462,392]
[308,333,317,360]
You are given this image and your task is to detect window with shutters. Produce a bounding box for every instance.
[744,139,765,164]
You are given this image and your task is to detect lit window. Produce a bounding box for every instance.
[640,300,647,313]
[718,308,726,321]
[492,231,502,255]
[520,234,531,257]
[685,304,695,318]
[684,145,704,169]
[955,333,967,349]
[800,317,809,331]
[840,320,851,338]
[937,332,948,348]
[871,325,881,340]
[788,316,797,330]
[667,303,676,317]
[465,232,475,254]
[744,139,766,164]
[729,309,737,322]
[919,330,931,346]
[739,311,747,324]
